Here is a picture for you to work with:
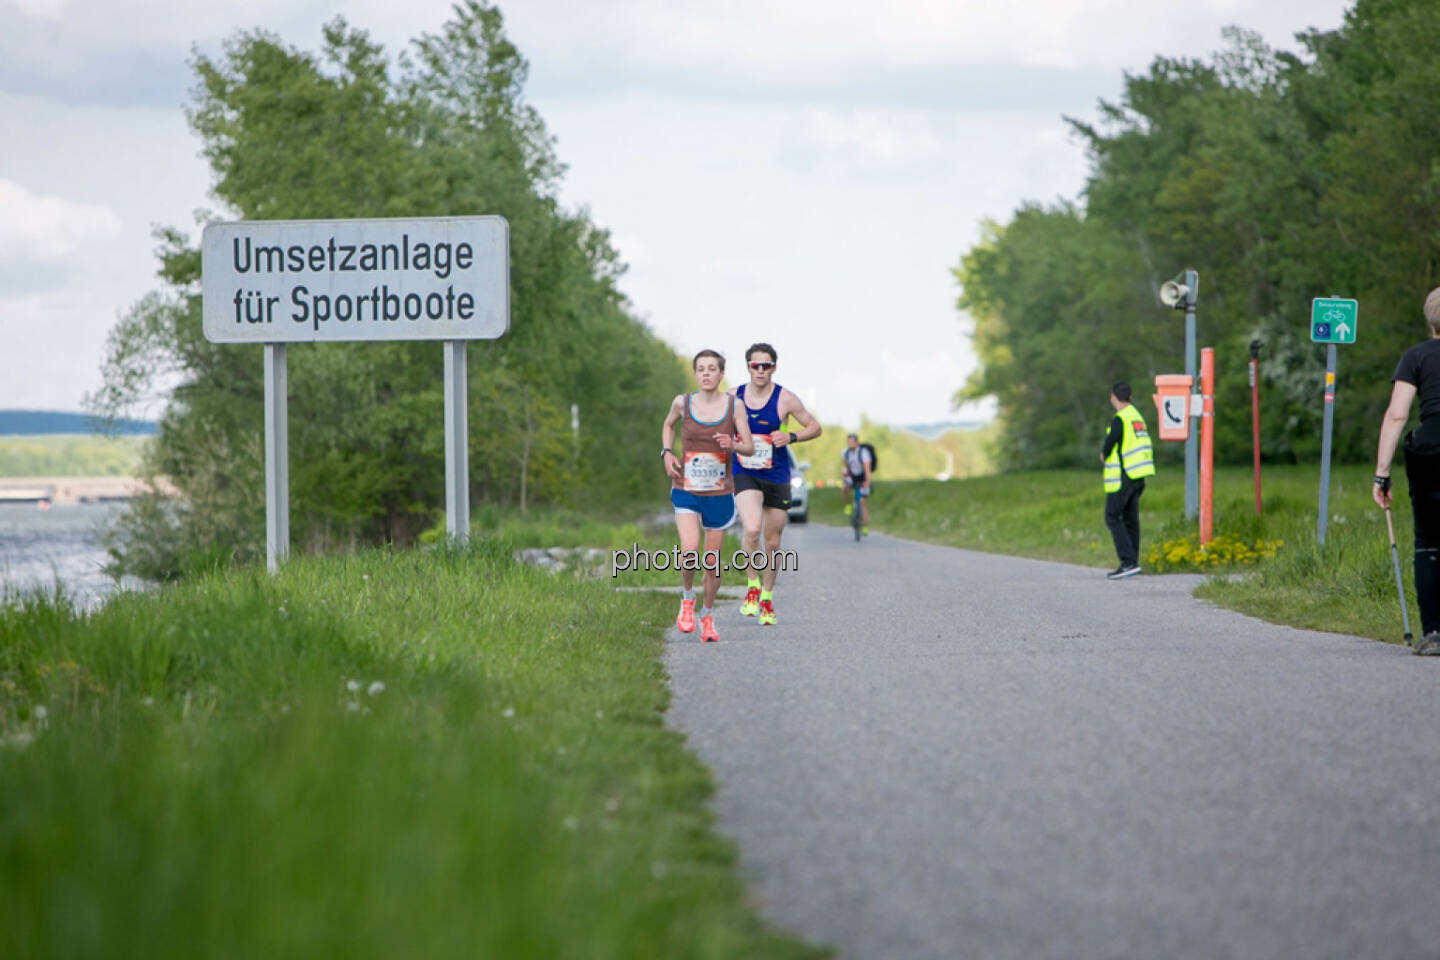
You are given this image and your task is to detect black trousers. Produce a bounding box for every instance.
[1404,437,1440,635]
[1104,475,1145,567]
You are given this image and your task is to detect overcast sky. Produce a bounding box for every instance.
[0,0,1352,429]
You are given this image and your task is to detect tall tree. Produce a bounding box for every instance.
[90,3,685,579]
[958,2,1440,471]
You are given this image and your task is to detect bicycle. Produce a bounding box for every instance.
[850,478,863,541]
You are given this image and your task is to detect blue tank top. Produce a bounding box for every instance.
[732,383,790,484]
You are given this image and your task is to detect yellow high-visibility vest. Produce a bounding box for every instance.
[1103,403,1156,492]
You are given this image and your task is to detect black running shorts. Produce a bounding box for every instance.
[733,473,792,511]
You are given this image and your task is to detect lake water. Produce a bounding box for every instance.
[0,501,147,610]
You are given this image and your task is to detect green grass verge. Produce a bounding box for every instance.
[449,502,762,590]
[814,463,1414,644]
[461,502,677,586]
[463,502,666,551]
[0,541,826,959]
[0,434,149,477]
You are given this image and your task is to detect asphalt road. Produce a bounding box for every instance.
[663,522,1440,960]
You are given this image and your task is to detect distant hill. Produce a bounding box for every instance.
[0,410,157,436]
[898,420,987,440]
[794,419,994,482]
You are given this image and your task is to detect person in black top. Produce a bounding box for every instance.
[1373,286,1440,656]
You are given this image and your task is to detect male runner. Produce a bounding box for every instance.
[731,342,822,626]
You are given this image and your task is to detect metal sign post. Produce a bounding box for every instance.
[1316,345,1337,545]
[1159,269,1200,518]
[443,340,469,542]
[203,216,510,570]
[1183,270,1199,520]
[264,343,289,571]
[1312,297,1358,546]
[1249,339,1262,515]
[1199,347,1215,545]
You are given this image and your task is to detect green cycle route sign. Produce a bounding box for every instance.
[1310,297,1358,344]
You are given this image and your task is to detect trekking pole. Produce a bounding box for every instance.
[1384,503,1414,646]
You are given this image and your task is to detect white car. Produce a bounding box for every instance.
[786,447,809,522]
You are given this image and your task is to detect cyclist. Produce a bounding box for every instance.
[731,342,822,626]
[841,433,873,535]
[662,349,754,642]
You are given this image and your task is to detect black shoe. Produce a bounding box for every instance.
[1415,632,1440,656]
[1107,564,1141,580]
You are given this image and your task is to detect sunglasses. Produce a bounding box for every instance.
[748,361,775,370]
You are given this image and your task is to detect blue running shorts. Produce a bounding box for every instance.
[670,489,737,530]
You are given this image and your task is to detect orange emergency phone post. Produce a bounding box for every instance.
[1153,375,1193,441]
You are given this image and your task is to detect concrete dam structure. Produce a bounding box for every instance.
[0,476,176,504]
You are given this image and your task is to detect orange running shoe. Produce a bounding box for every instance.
[699,614,719,642]
[758,599,776,626]
[676,597,695,633]
[740,586,761,617]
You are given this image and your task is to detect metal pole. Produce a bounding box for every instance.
[1200,347,1214,546]
[1184,269,1198,520]
[1317,342,1337,546]
[1385,506,1413,645]
[264,343,289,573]
[1250,339,1262,515]
[443,340,469,544]
[570,402,580,477]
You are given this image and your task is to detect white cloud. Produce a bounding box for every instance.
[0,178,121,261]
[5,0,66,19]
[503,0,1348,81]
[803,110,942,166]
[0,291,116,411]
[0,1,1352,110]
[609,230,653,271]
[5,0,1343,77]
[0,0,1354,424]
[4,0,317,43]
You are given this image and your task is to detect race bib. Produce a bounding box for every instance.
[682,451,727,492]
[737,434,773,470]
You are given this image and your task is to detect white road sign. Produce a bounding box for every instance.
[202,216,509,343]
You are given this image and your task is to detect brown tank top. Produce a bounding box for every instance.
[673,392,737,496]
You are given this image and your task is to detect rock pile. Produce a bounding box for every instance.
[513,546,611,577]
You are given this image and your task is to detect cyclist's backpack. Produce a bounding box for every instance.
[851,442,877,476]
